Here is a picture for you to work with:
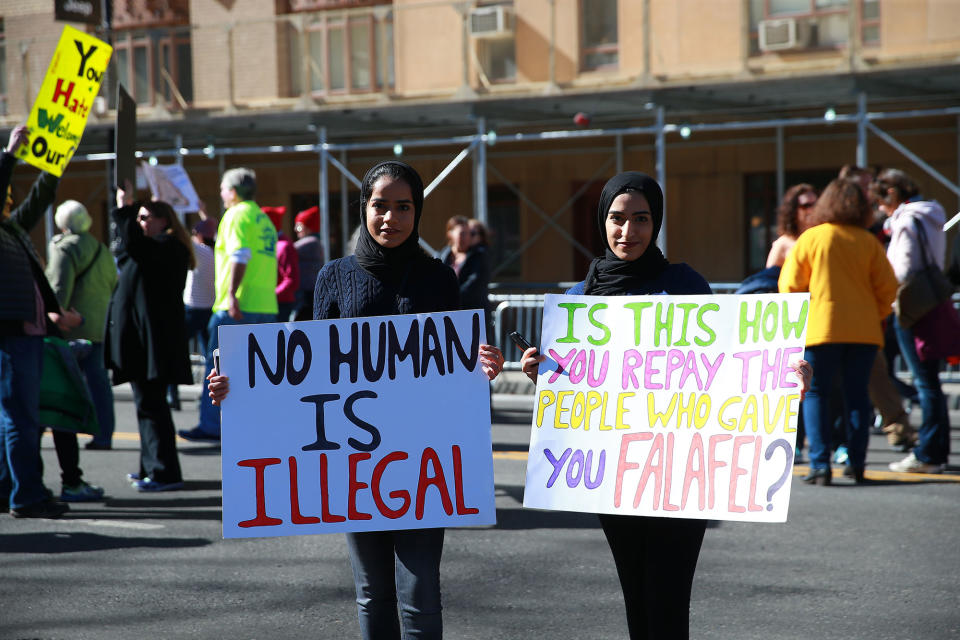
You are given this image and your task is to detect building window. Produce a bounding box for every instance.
[112,29,193,108]
[749,0,872,55]
[861,0,880,46]
[581,0,618,71]
[476,38,516,84]
[290,8,394,96]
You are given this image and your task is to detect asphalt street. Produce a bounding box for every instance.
[1,388,959,640]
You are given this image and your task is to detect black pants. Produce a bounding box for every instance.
[52,430,83,487]
[131,379,182,483]
[599,514,707,640]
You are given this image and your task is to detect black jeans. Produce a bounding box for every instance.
[131,379,182,483]
[599,514,707,640]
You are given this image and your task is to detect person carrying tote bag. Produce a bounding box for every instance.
[891,219,953,328]
[872,168,952,474]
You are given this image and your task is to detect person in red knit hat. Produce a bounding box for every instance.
[261,206,300,322]
[293,205,323,320]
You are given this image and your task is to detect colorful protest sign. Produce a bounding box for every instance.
[523,293,809,523]
[218,310,496,539]
[16,25,111,176]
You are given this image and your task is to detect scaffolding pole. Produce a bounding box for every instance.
[474,118,487,224]
[318,127,331,265]
[856,92,868,168]
[655,105,666,256]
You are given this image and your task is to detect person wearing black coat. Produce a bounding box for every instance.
[0,125,74,518]
[105,185,194,492]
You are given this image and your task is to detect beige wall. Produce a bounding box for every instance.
[189,0,282,105]
[647,0,743,78]
[2,1,75,119]
[394,0,464,94]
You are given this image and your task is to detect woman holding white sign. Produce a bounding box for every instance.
[520,171,811,640]
[209,160,504,640]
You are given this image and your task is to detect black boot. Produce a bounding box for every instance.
[803,467,831,486]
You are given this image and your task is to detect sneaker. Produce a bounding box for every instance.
[833,446,849,465]
[178,427,220,443]
[60,482,106,502]
[84,440,112,450]
[10,498,70,518]
[888,452,943,474]
[133,478,184,492]
[126,472,140,481]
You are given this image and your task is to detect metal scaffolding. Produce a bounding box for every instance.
[67,94,960,263]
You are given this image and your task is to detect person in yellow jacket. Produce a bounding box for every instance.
[779,177,898,485]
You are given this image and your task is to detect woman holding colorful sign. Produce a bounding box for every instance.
[520,171,811,640]
[209,160,504,640]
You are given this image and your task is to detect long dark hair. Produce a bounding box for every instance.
[776,183,816,237]
[142,200,196,269]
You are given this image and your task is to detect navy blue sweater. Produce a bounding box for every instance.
[313,254,460,320]
[567,262,712,296]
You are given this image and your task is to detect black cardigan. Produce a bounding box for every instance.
[313,254,460,320]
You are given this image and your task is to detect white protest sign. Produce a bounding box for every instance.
[140,161,201,214]
[523,293,809,523]
[219,310,496,538]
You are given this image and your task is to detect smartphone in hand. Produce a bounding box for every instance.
[213,348,220,375]
[508,331,534,352]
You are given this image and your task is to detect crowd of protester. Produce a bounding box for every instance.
[0,117,956,639]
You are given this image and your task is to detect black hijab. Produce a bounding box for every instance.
[583,171,669,295]
[354,160,431,284]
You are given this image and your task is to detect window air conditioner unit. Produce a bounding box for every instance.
[758,17,813,52]
[469,5,515,38]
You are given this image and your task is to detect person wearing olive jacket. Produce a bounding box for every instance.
[46,200,118,457]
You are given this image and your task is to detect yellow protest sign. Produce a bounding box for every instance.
[16,25,112,177]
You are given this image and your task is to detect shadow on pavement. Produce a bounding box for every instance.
[493,504,600,530]
[493,442,529,453]
[179,446,222,456]
[0,532,211,553]
[492,411,533,425]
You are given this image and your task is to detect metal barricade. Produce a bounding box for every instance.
[489,285,960,383]
[491,294,548,370]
